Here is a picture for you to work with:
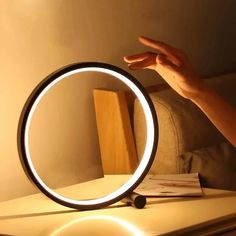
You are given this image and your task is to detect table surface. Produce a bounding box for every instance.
[1,175,236,236]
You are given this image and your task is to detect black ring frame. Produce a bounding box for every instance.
[17,62,159,210]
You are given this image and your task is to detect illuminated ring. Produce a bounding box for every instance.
[17,62,158,210]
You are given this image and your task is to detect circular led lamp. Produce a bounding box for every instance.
[17,62,158,210]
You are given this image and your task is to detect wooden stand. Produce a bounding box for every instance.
[93,89,138,174]
[93,83,169,174]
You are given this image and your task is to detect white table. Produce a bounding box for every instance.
[1,175,236,235]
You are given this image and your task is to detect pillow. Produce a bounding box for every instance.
[178,142,236,191]
[134,72,236,174]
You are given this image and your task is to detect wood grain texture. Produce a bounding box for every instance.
[93,83,171,174]
[93,89,138,174]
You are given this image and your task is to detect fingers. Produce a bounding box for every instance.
[123,51,180,72]
[128,55,157,70]
[123,52,156,63]
[123,36,184,72]
[139,36,182,65]
[139,36,176,54]
[124,51,157,70]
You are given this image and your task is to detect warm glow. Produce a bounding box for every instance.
[50,215,145,236]
[21,63,157,208]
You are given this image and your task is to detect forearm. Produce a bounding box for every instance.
[191,85,236,147]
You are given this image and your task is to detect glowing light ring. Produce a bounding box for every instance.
[17,62,158,210]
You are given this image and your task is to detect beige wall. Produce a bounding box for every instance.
[1,0,236,202]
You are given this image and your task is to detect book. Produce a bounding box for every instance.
[134,173,203,197]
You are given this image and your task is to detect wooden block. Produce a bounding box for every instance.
[93,89,138,174]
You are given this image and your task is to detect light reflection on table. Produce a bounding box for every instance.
[1,176,236,235]
[50,215,145,236]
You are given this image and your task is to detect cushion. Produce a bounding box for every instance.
[133,72,236,174]
[178,142,236,191]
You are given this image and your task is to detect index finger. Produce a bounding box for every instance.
[139,36,180,62]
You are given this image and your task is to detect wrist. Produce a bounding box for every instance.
[180,77,208,101]
[190,83,213,104]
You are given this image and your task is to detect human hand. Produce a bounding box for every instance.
[124,36,205,100]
